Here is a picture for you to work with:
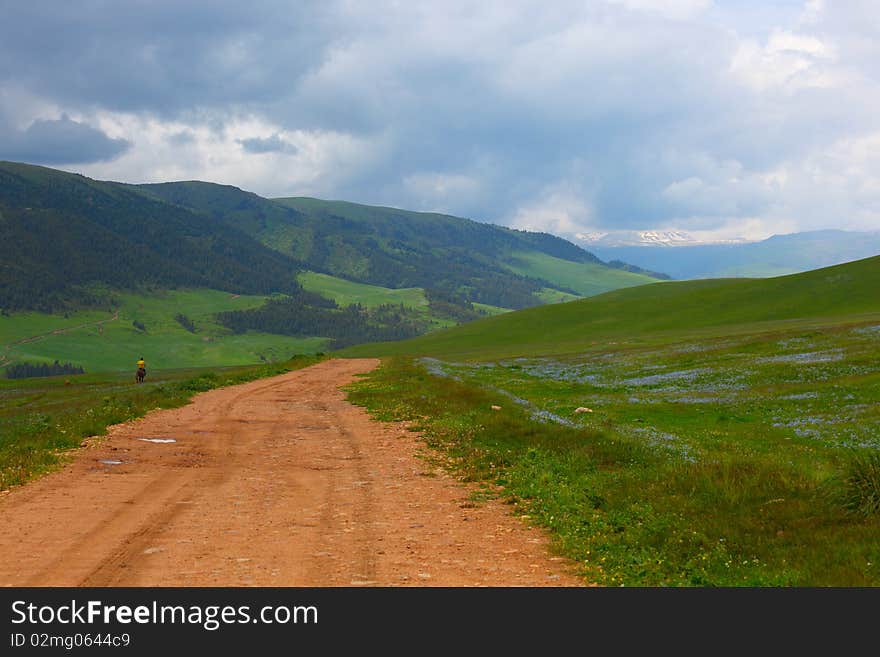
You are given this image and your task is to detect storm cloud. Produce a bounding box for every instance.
[0,114,130,165]
[238,134,298,155]
[1,1,878,240]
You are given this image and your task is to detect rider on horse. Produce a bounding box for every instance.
[136,357,146,383]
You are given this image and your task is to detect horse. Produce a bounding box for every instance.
[136,367,146,384]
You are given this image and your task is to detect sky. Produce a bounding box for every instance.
[1,0,879,242]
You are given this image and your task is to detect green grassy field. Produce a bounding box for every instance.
[298,270,514,326]
[0,288,328,373]
[472,302,512,316]
[0,355,323,491]
[504,251,657,297]
[534,287,582,304]
[346,256,880,585]
[344,255,880,360]
[298,271,429,309]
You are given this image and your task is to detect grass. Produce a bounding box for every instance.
[298,271,429,309]
[0,354,324,492]
[504,251,657,297]
[836,450,880,517]
[472,302,512,316]
[345,256,880,586]
[342,255,880,360]
[534,288,582,305]
[0,288,329,373]
[348,326,880,585]
[299,270,515,326]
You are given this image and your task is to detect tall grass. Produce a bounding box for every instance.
[838,450,880,516]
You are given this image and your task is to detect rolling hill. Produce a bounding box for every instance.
[343,255,880,359]
[0,161,659,315]
[136,183,660,308]
[0,160,665,372]
[0,161,306,311]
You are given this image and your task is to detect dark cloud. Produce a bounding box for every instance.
[2,1,879,239]
[238,134,298,154]
[0,114,130,165]
[0,1,330,117]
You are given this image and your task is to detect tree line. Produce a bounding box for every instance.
[216,298,429,349]
[5,360,85,379]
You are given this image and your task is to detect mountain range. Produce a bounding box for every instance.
[575,229,748,247]
[581,229,880,279]
[0,161,671,361]
[0,161,665,315]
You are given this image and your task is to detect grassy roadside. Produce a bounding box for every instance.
[0,354,324,491]
[346,356,880,586]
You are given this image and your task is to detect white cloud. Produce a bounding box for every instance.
[800,0,824,26]
[401,172,482,212]
[3,0,880,240]
[769,131,880,231]
[75,112,387,199]
[509,179,595,235]
[730,29,837,93]
[608,0,712,20]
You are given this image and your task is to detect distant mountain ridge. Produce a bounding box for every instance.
[585,229,880,279]
[575,229,750,248]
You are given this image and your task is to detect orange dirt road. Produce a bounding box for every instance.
[0,359,584,587]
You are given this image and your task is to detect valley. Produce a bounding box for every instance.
[0,161,660,375]
[1,163,877,589]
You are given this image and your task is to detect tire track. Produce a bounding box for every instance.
[0,358,585,587]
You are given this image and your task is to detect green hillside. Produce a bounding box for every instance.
[274,197,659,302]
[346,255,880,586]
[297,271,512,323]
[0,160,667,364]
[344,255,880,359]
[138,185,598,309]
[0,288,327,373]
[274,197,602,265]
[505,250,657,297]
[298,271,428,309]
[0,161,305,311]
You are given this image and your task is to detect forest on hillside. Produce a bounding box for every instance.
[216,298,430,348]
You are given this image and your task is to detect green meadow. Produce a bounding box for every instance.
[344,255,880,360]
[0,288,328,373]
[534,287,582,305]
[299,270,514,321]
[346,257,880,585]
[298,271,429,309]
[504,250,657,297]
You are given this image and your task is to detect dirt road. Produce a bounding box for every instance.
[0,359,584,587]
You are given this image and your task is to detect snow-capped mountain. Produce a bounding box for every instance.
[581,229,880,280]
[574,230,749,248]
